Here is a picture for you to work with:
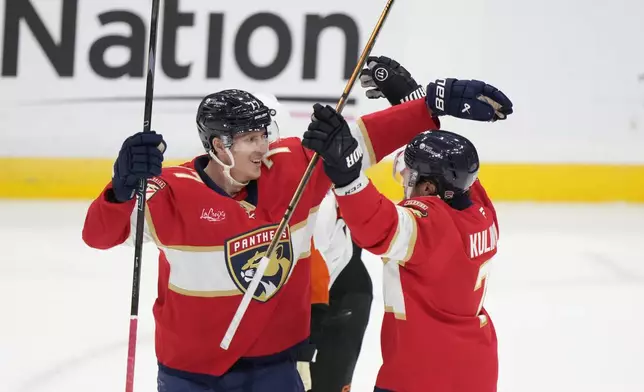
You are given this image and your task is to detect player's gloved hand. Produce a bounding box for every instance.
[110,131,166,202]
[426,78,513,122]
[302,104,362,188]
[359,55,426,106]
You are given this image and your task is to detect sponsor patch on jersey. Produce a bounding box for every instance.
[401,199,429,218]
[145,177,166,200]
[225,224,294,302]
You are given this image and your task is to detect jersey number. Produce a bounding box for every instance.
[384,258,493,326]
[475,259,492,327]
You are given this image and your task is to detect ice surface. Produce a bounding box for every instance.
[2,201,643,391]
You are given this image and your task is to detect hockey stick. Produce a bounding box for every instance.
[125,0,161,391]
[221,0,396,350]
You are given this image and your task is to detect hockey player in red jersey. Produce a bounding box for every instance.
[302,82,512,391]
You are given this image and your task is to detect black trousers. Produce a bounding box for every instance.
[309,242,373,392]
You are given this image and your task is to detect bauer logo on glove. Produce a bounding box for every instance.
[426,78,513,122]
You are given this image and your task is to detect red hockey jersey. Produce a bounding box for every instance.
[334,174,499,392]
[82,98,440,377]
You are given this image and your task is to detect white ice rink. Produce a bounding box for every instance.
[2,201,644,392]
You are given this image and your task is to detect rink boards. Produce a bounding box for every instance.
[1,157,643,202]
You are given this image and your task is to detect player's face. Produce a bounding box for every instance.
[230,130,269,182]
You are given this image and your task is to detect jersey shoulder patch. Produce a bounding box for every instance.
[146,177,167,200]
[401,199,430,218]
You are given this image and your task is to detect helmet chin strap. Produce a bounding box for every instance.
[208,148,249,188]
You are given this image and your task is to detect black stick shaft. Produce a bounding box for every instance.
[132,0,160,327]
[125,1,161,391]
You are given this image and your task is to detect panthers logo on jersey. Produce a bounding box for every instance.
[225,224,294,302]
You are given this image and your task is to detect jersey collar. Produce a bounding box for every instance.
[194,155,258,206]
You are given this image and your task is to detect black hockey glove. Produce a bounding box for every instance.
[110,131,166,202]
[426,78,513,122]
[359,56,426,105]
[302,104,362,188]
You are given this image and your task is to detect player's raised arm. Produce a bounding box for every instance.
[82,131,167,249]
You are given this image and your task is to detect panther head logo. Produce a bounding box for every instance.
[225,225,294,302]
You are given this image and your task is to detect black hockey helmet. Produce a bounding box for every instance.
[196,89,277,151]
[395,130,479,199]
